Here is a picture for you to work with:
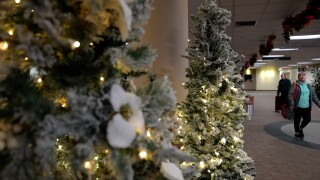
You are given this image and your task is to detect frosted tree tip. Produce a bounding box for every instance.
[160,161,184,180]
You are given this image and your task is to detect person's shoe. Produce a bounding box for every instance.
[295,132,303,140]
[299,129,304,138]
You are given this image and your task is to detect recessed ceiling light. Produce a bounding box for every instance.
[297,62,312,64]
[272,48,298,51]
[273,48,298,51]
[279,67,290,69]
[312,58,320,60]
[262,55,284,58]
[288,64,300,66]
[290,34,320,40]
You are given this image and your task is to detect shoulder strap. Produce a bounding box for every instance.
[292,82,297,100]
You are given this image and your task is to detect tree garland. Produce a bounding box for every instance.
[282,0,320,42]
[240,35,276,75]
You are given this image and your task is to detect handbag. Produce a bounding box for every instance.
[281,104,293,120]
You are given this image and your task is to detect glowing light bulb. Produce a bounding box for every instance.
[84,161,92,169]
[58,145,62,150]
[100,76,104,81]
[199,161,205,169]
[61,103,66,108]
[15,0,20,3]
[0,41,9,50]
[146,129,151,137]
[72,41,80,49]
[94,156,98,160]
[139,151,147,159]
[180,146,184,150]
[233,136,240,142]
[8,30,14,35]
[37,78,42,83]
[105,149,109,154]
[24,57,29,61]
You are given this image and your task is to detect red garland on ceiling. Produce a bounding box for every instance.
[240,35,276,75]
[282,0,320,42]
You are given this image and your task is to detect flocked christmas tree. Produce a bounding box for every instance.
[312,66,320,98]
[0,0,193,179]
[174,0,255,179]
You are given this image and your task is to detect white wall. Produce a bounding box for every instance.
[256,66,316,91]
[256,66,279,90]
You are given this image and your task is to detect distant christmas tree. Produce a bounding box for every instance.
[175,0,255,179]
[0,0,191,179]
[312,67,320,99]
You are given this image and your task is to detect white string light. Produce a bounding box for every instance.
[84,161,92,169]
[0,41,9,50]
[72,41,80,49]
[139,151,147,159]
[37,78,42,83]
[199,161,205,169]
[8,30,14,35]
[146,129,151,137]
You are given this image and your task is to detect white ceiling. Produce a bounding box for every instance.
[189,0,320,69]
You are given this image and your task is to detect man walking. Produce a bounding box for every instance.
[277,73,291,108]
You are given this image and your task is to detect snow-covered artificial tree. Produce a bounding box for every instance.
[312,66,320,99]
[174,0,255,179]
[0,0,192,179]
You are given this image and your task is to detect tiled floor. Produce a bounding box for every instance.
[243,91,320,180]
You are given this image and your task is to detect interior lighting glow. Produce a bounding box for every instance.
[72,41,80,49]
[260,70,275,78]
[297,62,312,64]
[139,151,147,159]
[290,34,320,40]
[272,48,298,51]
[0,41,9,50]
[262,55,284,58]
